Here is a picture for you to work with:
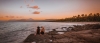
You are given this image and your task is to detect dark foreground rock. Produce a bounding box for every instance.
[72,24,100,31]
[23,24,100,43]
[23,34,50,43]
[54,29,100,43]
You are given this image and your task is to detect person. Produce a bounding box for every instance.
[40,26,45,35]
[36,26,40,35]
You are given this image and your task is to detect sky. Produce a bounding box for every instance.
[0,0,100,20]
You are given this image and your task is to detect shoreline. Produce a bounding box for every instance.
[23,24,100,43]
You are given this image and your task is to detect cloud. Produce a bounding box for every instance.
[5,16,9,18]
[29,10,32,12]
[19,16,23,18]
[24,0,26,3]
[0,16,3,18]
[5,16,15,18]
[4,16,23,19]
[31,0,34,2]
[29,5,40,9]
[33,11,40,14]
[16,16,22,18]
[10,16,14,18]
[27,4,30,7]
[16,16,19,18]
[20,6,23,8]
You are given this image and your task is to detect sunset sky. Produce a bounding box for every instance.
[0,0,100,20]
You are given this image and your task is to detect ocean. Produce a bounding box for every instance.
[0,22,99,43]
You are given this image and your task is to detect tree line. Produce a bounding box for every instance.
[52,13,100,22]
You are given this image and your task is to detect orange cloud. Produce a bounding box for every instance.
[33,11,40,14]
[5,16,9,18]
[15,16,23,18]
[29,5,40,9]
[4,16,23,18]
[10,16,14,18]
[0,16,3,18]
[0,16,24,20]
[5,16,14,18]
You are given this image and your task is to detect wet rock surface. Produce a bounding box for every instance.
[23,24,100,43]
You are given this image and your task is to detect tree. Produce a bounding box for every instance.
[81,14,84,17]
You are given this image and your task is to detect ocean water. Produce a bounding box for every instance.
[0,22,99,43]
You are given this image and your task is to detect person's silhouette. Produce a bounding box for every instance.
[36,26,40,35]
[40,26,45,35]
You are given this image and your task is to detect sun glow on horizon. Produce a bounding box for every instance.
[0,0,100,21]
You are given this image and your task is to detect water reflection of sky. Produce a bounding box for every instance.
[0,22,99,43]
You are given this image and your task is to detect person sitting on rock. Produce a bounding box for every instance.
[36,26,40,35]
[40,26,45,35]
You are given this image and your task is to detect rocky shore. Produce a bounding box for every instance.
[52,24,100,43]
[24,24,100,43]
